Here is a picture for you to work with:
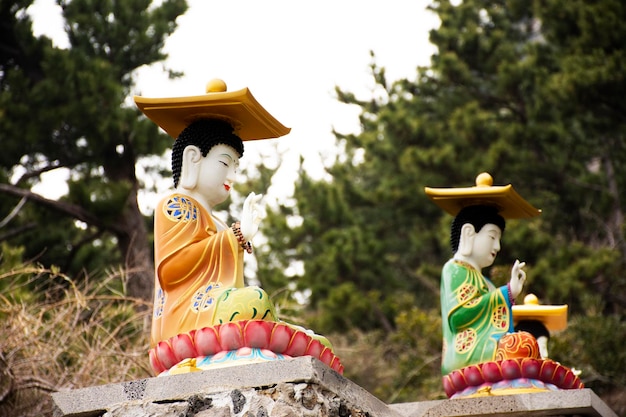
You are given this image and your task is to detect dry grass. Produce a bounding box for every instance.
[0,266,153,416]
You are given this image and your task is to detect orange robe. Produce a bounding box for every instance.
[151,194,244,347]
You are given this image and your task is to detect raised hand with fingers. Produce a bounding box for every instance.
[509,259,526,299]
[240,192,264,242]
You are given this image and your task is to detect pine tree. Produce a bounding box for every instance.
[0,0,188,301]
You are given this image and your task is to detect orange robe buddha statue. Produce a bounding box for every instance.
[135,80,343,375]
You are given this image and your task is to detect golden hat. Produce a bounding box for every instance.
[513,294,568,332]
[424,172,541,219]
[133,79,291,140]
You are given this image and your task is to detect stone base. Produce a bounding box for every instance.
[391,389,618,417]
[52,357,618,417]
[52,356,400,417]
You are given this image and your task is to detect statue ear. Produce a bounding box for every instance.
[458,223,475,256]
[179,145,202,190]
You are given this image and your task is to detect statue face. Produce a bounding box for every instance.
[196,143,240,208]
[469,223,502,269]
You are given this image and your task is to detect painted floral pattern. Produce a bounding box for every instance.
[491,305,508,329]
[454,329,477,354]
[154,286,165,319]
[164,196,198,222]
[191,283,221,313]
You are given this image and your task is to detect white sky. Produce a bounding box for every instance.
[27,0,438,212]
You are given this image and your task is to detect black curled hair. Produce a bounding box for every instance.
[515,320,550,339]
[171,119,244,187]
[450,205,506,253]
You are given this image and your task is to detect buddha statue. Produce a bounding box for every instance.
[425,173,582,397]
[134,79,342,375]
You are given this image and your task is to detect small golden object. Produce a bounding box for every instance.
[475,172,493,187]
[206,78,227,93]
[167,357,201,375]
[477,386,493,395]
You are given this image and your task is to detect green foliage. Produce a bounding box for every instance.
[532,242,622,313]
[328,306,444,403]
[67,177,133,223]
[0,0,188,300]
[313,283,391,333]
[550,311,626,415]
[388,307,444,402]
[0,243,37,304]
[556,314,626,385]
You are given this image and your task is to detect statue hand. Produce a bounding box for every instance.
[509,260,526,299]
[240,192,264,241]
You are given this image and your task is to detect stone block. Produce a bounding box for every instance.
[51,356,402,417]
[52,357,618,417]
[390,388,618,417]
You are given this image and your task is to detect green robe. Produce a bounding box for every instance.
[440,259,513,375]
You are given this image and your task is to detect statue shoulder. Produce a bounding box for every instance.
[443,258,467,273]
[158,194,204,223]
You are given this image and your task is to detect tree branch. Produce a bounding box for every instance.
[0,223,37,241]
[0,184,109,231]
[15,162,65,186]
[0,197,27,228]
[62,229,105,271]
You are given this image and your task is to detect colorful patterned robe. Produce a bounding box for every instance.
[440,259,513,375]
[151,194,245,347]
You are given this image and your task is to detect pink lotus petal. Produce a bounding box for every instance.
[552,363,567,386]
[284,330,310,357]
[319,347,334,366]
[449,369,468,392]
[260,348,277,359]
[212,350,228,360]
[238,346,253,356]
[481,361,502,383]
[540,359,557,382]
[219,322,244,351]
[442,375,456,398]
[501,359,522,380]
[171,333,198,362]
[269,324,294,353]
[194,327,221,356]
[305,339,324,359]
[155,340,177,370]
[521,358,541,379]
[463,365,484,387]
[244,320,272,348]
[149,348,166,374]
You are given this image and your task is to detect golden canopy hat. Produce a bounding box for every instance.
[134,78,291,140]
[424,172,541,219]
[513,294,568,332]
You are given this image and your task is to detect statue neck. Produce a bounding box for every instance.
[453,253,481,272]
[174,188,213,214]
